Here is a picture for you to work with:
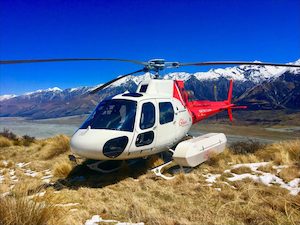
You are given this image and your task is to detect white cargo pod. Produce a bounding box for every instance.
[173,133,227,167]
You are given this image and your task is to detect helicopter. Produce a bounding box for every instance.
[1,58,300,176]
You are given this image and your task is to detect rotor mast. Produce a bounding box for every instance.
[146,59,180,78]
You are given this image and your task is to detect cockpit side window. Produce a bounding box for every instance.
[159,102,174,124]
[140,102,155,130]
[80,99,137,132]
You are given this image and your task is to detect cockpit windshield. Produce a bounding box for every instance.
[80,99,137,132]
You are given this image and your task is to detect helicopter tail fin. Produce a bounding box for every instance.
[226,80,248,121]
[227,80,234,121]
[227,107,233,122]
[227,79,233,104]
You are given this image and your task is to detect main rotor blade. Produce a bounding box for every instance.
[89,68,147,94]
[0,58,147,65]
[179,61,300,68]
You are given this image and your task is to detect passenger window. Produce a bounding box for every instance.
[135,131,154,147]
[139,85,148,93]
[140,102,155,129]
[159,102,174,124]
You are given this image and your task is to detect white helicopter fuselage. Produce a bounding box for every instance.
[70,79,192,160]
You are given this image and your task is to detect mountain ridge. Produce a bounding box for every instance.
[0,60,299,119]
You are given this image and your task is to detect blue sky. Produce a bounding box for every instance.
[0,0,300,95]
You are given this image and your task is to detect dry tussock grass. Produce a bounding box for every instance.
[0,136,12,147]
[147,154,165,168]
[1,135,300,224]
[230,166,252,174]
[0,196,54,225]
[0,160,13,168]
[0,186,63,225]
[257,163,277,174]
[41,135,70,159]
[53,160,73,178]
[255,140,300,165]
[11,179,43,197]
[279,166,300,182]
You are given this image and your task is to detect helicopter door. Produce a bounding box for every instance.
[155,101,177,148]
[129,100,157,156]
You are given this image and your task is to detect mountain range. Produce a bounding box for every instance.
[0,60,299,119]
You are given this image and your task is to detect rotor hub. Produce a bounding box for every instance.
[145,59,180,78]
[147,59,166,71]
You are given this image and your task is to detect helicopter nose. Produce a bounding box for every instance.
[70,129,132,160]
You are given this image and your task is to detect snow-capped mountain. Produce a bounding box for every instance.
[166,60,300,83]
[0,59,299,119]
[0,94,17,101]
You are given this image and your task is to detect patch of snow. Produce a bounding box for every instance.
[272,165,288,173]
[42,174,53,179]
[288,59,300,73]
[37,191,46,197]
[41,173,53,183]
[0,174,4,183]
[203,162,300,195]
[55,202,80,207]
[227,162,300,195]
[1,160,8,167]
[24,87,62,95]
[24,169,38,177]
[1,192,9,197]
[194,71,222,81]
[43,169,52,175]
[28,191,46,199]
[230,162,269,171]
[228,171,300,195]
[203,173,221,184]
[85,215,144,225]
[10,175,17,181]
[16,162,31,168]
[9,170,18,182]
[9,169,15,176]
[87,84,104,92]
[69,87,81,92]
[131,72,153,85]
[163,72,191,81]
[117,223,144,225]
[227,173,259,182]
[85,215,116,225]
[47,87,62,92]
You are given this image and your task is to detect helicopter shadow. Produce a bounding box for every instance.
[51,159,150,191]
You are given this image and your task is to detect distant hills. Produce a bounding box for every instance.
[0,60,299,119]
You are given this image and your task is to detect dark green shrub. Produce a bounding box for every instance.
[229,140,265,155]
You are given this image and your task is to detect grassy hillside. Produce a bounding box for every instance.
[0,132,299,225]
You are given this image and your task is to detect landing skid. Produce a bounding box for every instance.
[68,156,148,174]
[87,161,123,174]
[150,159,193,180]
[69,155,125,174]
[151,161,175,180]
